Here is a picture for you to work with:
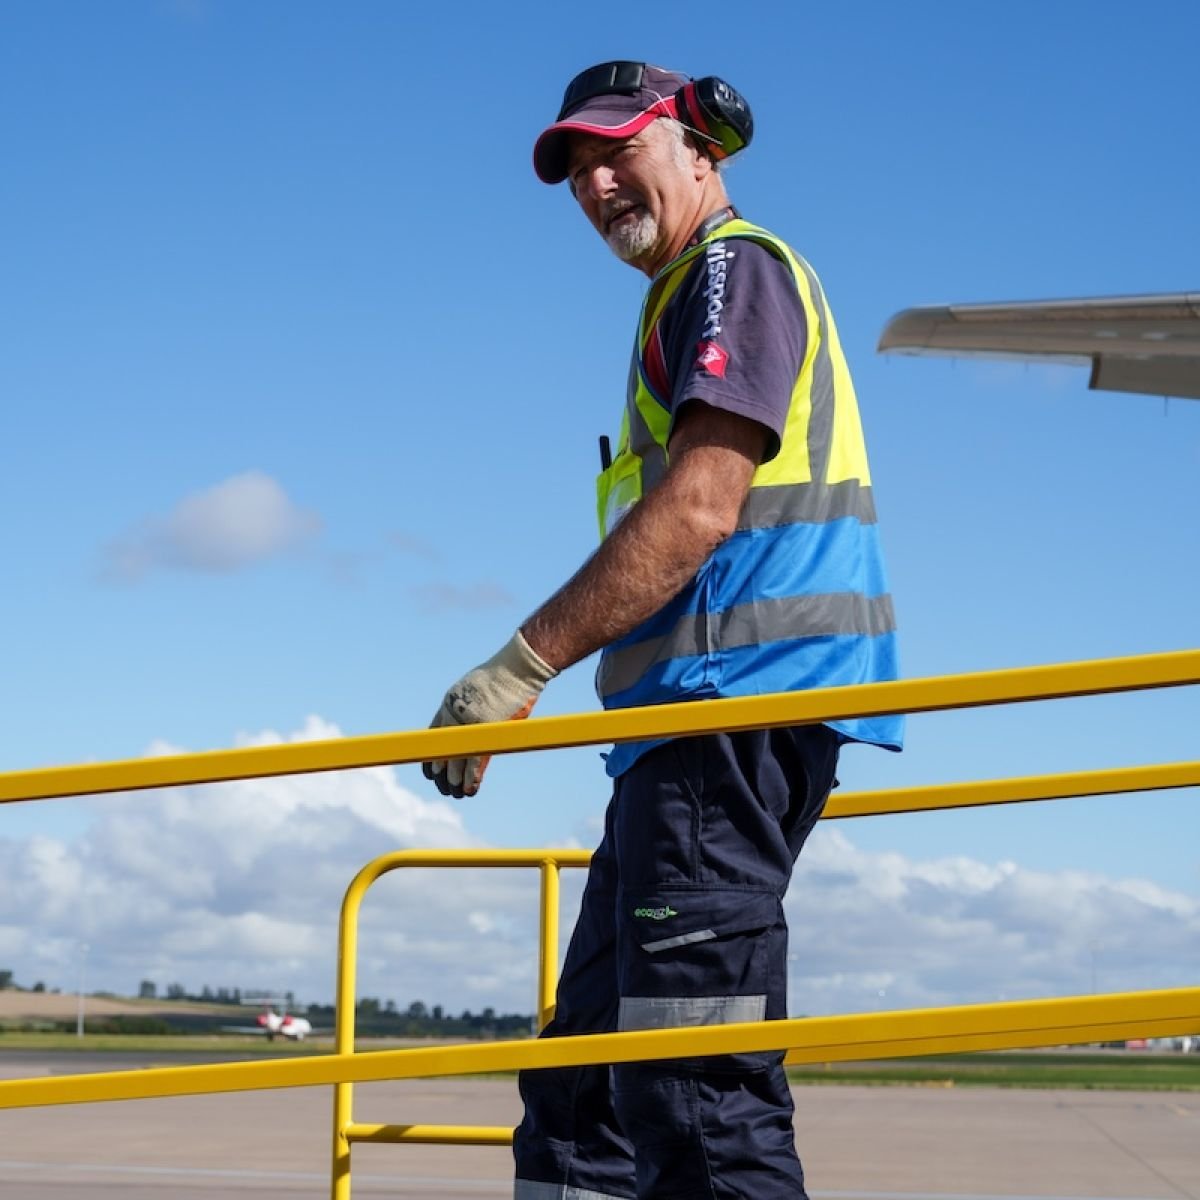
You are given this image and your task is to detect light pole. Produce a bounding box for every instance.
[76,943,89,1039]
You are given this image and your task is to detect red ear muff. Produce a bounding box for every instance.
[677,82,713,138]
[675,76,753,161]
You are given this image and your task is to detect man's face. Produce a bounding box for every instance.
[566,120,705,271]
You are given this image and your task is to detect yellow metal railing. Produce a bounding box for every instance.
[0,648,1196,1200]
[3,649,1197,806]
[330,849,594,1187]
[325,755,1200,1167]
[2,987,1197,1111]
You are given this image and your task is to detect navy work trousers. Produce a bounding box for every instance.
[513,723,840,1200]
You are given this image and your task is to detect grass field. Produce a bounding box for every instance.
[785,1051,1200,1090]
[0,1031,329,1054]
[1,1033,1198,1090]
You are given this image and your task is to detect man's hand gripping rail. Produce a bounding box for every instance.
[422,630,558,798]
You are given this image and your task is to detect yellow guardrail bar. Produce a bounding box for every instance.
[824,758,1200,819]
[2,988,1198,1111]
[2,648,1197,804]
[0,647,1195,1200]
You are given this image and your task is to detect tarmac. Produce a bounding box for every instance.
[0,1052,1197,1199]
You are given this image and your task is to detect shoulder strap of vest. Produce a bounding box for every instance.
[705,221,827,360]
[638,219,806,351]
[714,219,805,284]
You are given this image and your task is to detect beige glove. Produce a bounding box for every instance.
[422,630,558,798]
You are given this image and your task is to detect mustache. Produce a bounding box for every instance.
[600,200,643,228]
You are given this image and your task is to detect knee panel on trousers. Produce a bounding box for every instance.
[612,1062,805,1199]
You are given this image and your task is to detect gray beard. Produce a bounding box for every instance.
[605,210,659,263]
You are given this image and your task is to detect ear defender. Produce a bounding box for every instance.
[674,77,754,161]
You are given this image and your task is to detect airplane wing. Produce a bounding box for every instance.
[877,293,1200,400]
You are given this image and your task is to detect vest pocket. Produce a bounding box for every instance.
[596,450,643,540]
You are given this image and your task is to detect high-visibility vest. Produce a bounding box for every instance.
[595,217,902,777]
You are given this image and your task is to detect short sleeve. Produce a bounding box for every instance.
[658,238,808,462]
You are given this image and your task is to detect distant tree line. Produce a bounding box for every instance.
[142,980,247,1003]
[138,981,295,1008]
[2,971,533,1039]
[138,982,534,1037]
[0,970,50,993]
[307,998,534,1038]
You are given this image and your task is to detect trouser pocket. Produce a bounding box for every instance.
[617,887,783,1041]
[613,888,804,1195]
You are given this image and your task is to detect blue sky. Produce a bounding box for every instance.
[1,1,1196,1014]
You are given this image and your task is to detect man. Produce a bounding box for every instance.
[423,62,902,1200]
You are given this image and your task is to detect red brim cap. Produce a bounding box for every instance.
[533,92,679,185]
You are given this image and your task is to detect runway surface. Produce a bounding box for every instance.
[1,1051,1197,1199]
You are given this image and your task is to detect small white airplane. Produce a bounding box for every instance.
[222,1007,315,1041]
[878,292,1200,400]
[255,1009,313,1041]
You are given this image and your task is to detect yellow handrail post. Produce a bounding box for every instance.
[331,856,385,1200]
[538,858,561,1032]
[331,1080,352,1200]
[326,850,593,1199]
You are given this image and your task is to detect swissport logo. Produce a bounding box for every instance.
[696,340,729,377]
[701,239,732,338]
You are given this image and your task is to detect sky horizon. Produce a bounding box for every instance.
[1,0,1196,1017]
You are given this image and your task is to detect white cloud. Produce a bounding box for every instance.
[785,827,1200,1015]
[0,716,551,1012]
[1,727,1196,1021]
[388,531,441,562]
[409,581,515,611]
[100,470,321,581]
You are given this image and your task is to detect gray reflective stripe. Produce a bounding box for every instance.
[737,479,877,530]
[514,1182,630,1200]
[597,613,704,699]
[626,354,669,495]
[639,433,668,494]
[793,255,836,485]
[641,928,717,954]
[597,592,896,699]
[618,994,767,1031]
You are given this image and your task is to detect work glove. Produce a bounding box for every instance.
[422,630,557,798]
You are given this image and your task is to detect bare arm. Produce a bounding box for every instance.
[421,403,768,796]
[521,403,768,670]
